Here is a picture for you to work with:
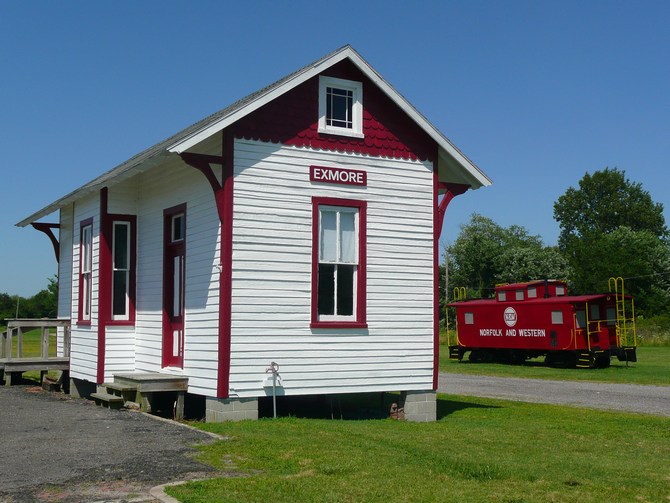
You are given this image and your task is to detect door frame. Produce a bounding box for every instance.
[162,203,187,368]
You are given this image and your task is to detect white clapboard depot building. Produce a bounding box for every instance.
[18,46,491,421]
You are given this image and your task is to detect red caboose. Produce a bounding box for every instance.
[448,279,637,368]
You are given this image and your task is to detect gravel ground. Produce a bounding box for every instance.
[438,372,670,416]
[0,385,220,503]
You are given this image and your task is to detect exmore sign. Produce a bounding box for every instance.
[310,165,367,186]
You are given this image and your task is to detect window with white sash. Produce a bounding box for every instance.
[78,218,93,323]
[318,76,363,138]
[311,197,366,328]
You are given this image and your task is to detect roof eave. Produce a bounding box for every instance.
[167,47,354,154]
[169,46,492,191]
[16,151,171,227]
[19,45,491,227]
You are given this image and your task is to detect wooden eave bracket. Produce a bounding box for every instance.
[31,222,60,262]
[179,152,228,223]
[436,182,470,239]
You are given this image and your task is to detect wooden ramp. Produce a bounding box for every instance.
[1,319,70,386]
[92,373,189,420]
[0,357,69,385]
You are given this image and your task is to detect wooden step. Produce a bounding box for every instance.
[90,392,125,410]
[98,382,138,405]
[103,382,137,398]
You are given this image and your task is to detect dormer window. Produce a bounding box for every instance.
[318,76,363,138]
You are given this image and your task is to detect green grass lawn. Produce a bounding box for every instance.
[439,344,670,386]
[168,394,669,503]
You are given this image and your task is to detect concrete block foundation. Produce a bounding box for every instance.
[206,396,259,422]
[69,378,96,399]
[399,390,437,422]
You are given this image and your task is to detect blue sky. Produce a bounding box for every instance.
[1,1,668,297]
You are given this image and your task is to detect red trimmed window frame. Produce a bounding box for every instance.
[77,217,94,326]
[311,197,367,329]
[107,214,137,326]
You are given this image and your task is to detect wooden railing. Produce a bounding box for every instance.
[1,318,71,360]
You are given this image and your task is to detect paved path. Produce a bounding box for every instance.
[438,372,670,417]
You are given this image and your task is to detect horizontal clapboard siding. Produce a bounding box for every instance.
[134,151,221,395]
[229,139,434,397]
[105,326,136,376]
[69,193,99,381]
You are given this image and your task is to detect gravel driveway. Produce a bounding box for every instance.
[0,385,219,503]
[438,372,670,417]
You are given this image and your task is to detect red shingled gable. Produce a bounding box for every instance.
[233,59,437,163]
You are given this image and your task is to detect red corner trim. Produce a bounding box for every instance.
[98,187,111,384]
[433,181,471,389]
[433,172,439,390]
[31,222,60,262]
[218,134,234,398]
[180,138,233,398]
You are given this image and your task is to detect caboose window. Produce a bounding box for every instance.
[576,310,586,329]
[590,305,600,320]
[464,312,474,324]
[556,285,566,296]
[498,291,506,301]
[515,290,524,301]
[551,311,563,324]
[527,287,537,298]
[606,307,616,326]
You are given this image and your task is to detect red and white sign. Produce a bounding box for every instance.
[310,165,367,186]
[504,307,517,327]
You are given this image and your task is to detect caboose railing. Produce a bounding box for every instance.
[608,277,637,348]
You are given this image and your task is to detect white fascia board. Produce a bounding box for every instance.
[344,52,492,189]
[171,46,490,188]
[168,51,353,154]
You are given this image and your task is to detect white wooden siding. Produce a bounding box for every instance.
[229,139,434,398]
[64,134,434,398]
[69,193,100,382]
[134,149,221,395]
[104,326,136,378]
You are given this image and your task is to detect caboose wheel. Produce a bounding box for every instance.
[595,354,611,368]
[469,350,483,363]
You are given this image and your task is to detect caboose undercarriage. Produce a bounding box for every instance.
[449,345,637,369]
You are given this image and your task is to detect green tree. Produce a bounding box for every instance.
[26,276,58,318]
[446,214,508,297]
[0,276,58,324]
[554,168,670,315]
[446,214,571,299]
[554,167,668,247]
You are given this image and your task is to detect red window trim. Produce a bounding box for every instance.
[310,197,367,329]
[107,214,137,326]
[77,217,94,326]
